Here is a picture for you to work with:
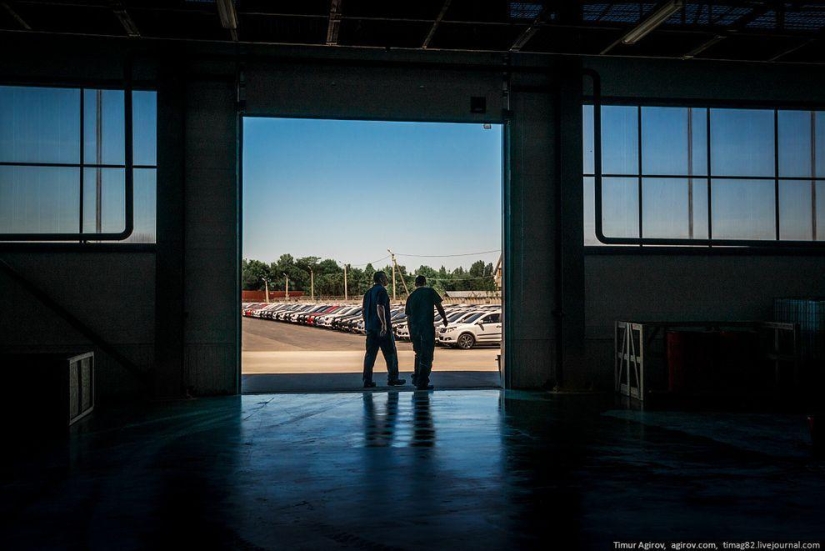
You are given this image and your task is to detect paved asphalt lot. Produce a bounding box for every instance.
[242,317,499,374]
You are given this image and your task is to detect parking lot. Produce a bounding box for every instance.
[242,317,500,374]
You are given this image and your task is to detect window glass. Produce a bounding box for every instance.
[602,177,639,238]
[0,166,79,234]
[130,168,157,243]
[778,111,812,178]
[583,176,599,245]
[133,91,157,166]
[690,108,709,177]
[582,105,594,174]
[642,178,690,239]
[0,86,156,242]
[642,107,688,175]
[711,109,775,177]
[817,182,825,241]
[689,179,710,240]
[0,86,80,164]
[83,89,125,166]
[82,168,125,234]
[816,112,825,178]
[711,179,775,240]
[779,180,814,240]
[602,106,638,175]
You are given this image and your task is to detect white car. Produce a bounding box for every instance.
[437,311,502,349]
[394,322,407,340]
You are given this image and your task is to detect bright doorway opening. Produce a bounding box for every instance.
[241,117,503,392]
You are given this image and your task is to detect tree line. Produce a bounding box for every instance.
[242,254,497,297]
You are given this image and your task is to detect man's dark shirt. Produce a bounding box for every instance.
[363,284,391,332]
[404,287,443,333]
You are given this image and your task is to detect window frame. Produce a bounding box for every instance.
[0,81,155,243]
[584,96,825,250]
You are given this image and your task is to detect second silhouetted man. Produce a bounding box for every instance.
[405,275,448,390]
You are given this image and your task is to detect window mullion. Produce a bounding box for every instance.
[707,108,713,244]
[79,88,85,237]
[812,111,817,240]
[637,106,643,245]
[774,109,780,241]
[688,107,694,240]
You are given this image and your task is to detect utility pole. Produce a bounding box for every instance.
[387,248,410,300]
[262,277,270,303]
[387,249,396,300]
[283,272,289,300]
[309,267,314,302]
[343,263,348,301]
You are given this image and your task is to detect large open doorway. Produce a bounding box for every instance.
[241,117,503,392]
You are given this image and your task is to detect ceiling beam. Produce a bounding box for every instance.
[422,0,452,49]
[679,1,781,60]
[601,0,684,55]
[769,37,817,62]
[682,33,726,59]
[216,0,238,42]
[509,7,550,52]
[326,0,342,46]
[0,1,31,30]
[109,0,139,38]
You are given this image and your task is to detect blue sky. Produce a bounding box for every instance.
[242,118,503,270]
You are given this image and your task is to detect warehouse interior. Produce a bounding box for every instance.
[1,1,824,548]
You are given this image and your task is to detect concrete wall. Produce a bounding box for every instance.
[0,252,154,400]
[579,56,825,390]
[583,253,825,389]
[183,78,239,395]
[2,34,825,398]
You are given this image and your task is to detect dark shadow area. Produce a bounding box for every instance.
[242,371,501,393]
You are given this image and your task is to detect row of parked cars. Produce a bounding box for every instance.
[242,301,502,349]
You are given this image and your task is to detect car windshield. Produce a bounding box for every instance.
[463,312,484,324]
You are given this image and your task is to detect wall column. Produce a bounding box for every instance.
[154,56,187,398]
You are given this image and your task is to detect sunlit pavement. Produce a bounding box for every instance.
[242,349,499,374]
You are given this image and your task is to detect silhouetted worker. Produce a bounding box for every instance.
[405,275,448,391]
[362,271,406,388]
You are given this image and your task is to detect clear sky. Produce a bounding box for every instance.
[242,117,503,271]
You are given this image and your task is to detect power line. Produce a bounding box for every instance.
[348,254,391,268]
[431,277,494,282]
[395,249,501,258]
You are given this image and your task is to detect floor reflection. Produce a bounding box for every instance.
[411,392,435,447]
[362,391,398,447]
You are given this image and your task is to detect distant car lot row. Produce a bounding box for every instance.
[242,302,502,349]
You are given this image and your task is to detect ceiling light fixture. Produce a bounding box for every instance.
[620,0,684,45]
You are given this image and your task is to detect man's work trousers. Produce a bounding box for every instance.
[363,330,400,383]
[411,327,436,388]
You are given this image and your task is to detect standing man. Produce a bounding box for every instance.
[362,271,406,388]
[405,275,448,391]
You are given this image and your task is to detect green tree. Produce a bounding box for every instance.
[242,258,271,291]
[296,256,321,295]
[271,254,306,291]
[349,266,365,297]
[465,260,496,291]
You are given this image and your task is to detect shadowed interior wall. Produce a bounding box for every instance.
[580,57,825,390]
[2,35,825,398]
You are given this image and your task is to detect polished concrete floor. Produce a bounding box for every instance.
[1,390,823,550]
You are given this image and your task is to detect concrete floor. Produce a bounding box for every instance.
[2,390,823,550]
